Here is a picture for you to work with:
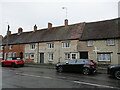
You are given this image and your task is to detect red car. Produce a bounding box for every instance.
[1,57,24,67]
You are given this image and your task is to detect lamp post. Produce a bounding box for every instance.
[62,7,68,19]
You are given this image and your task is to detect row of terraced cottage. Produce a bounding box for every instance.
[0,18,120,65]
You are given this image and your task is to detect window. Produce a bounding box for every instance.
[30,53,35,59]
[0,52,3,58]
[107,39,115,46]
[9,45,13,50]
[30,44,35,50]
[68,60,76,64]
[0,46,3,50]
[48,43,54,48]
[65,53,70,59]
[98,53,111,62]
[25,53,29,59]
[62,42,70,48]
[8,52,13,57]
[13,52,17,57]
[48,53,53,61]
[87,40,93,46]
[71,53,77,59]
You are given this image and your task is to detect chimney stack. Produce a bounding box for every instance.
[7,25,11,35]
[34,24,37,31]
[64,19,68,26]
[48,23,52,29]
[7,31,11,35]
[18,27,23,33]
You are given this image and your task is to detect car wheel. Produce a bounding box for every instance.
[12,63,17,68]
[58,66,63,73]
[114,70,120,80]
[83,68,90,75]
[21,64,24,67]
[1,63,5,67]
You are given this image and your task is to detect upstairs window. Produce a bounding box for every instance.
[62,42,70,48]
[48,43,54,48]
[0,46,3,50]
[9,45,13,50]
[13,52,17,57]
[107,39,115,46]
[87,40,93,46]
[30,44,35,50]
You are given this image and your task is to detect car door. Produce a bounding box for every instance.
[75,59,85,72]
[66,59,76,72]
[6,58,13,65]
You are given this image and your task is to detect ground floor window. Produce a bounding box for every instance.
[64,53,70,59]
[13,52,17,57]
[64,52,77,60]
[30,53,35,59]
[8,52,13,57]
[25,53,29,59]
[48,53,53,61]
[98,53,111,62]
[0,52,3,58]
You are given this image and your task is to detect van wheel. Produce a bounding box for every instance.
[114,71,120,80]
[58,66,63,73]
[83,68,90,75]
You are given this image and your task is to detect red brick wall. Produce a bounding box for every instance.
[3,44,25,59]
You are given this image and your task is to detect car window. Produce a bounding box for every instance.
[68,59,76,64]
[76,59,85,64]
[84,60,91,64]
[7,58,12,60]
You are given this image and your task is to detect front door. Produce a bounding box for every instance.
[80,52,88,59]
[40,53,44,64]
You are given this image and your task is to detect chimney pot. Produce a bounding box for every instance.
[18,27,23,33]
[48,23,52,29]
[34,24,37,31]
[64,19,68,26]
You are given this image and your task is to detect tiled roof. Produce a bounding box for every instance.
[80,18,120,40]
[2,23,85,45]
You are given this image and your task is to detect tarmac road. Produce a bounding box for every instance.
[2,65,120,89]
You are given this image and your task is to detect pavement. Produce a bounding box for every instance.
[25,63,107,74]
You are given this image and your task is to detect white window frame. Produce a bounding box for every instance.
[0,46,3,50]
[13,52,17,57]
[47,43,54,48]
[30,44,36,50]
[48,53,53,61]
[98,53,111,62]
[0,52,3,58]
[30,53,35,59]
[64,53,70,60]
[62,42,70,48]
[71,53,77,60]
[8,52,13,57]
[107,39,115,46]
[25,53,29,59]
[9,45,13,50]
[87,40,93,47]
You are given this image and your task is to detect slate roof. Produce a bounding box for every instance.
[2,18,120,45]
[80,18,120,40]
[2,23,85,45]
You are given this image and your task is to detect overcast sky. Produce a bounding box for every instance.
[0,0,119,36]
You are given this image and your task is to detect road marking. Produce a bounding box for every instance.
[73,81,119,89]
[15,73,120,89]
